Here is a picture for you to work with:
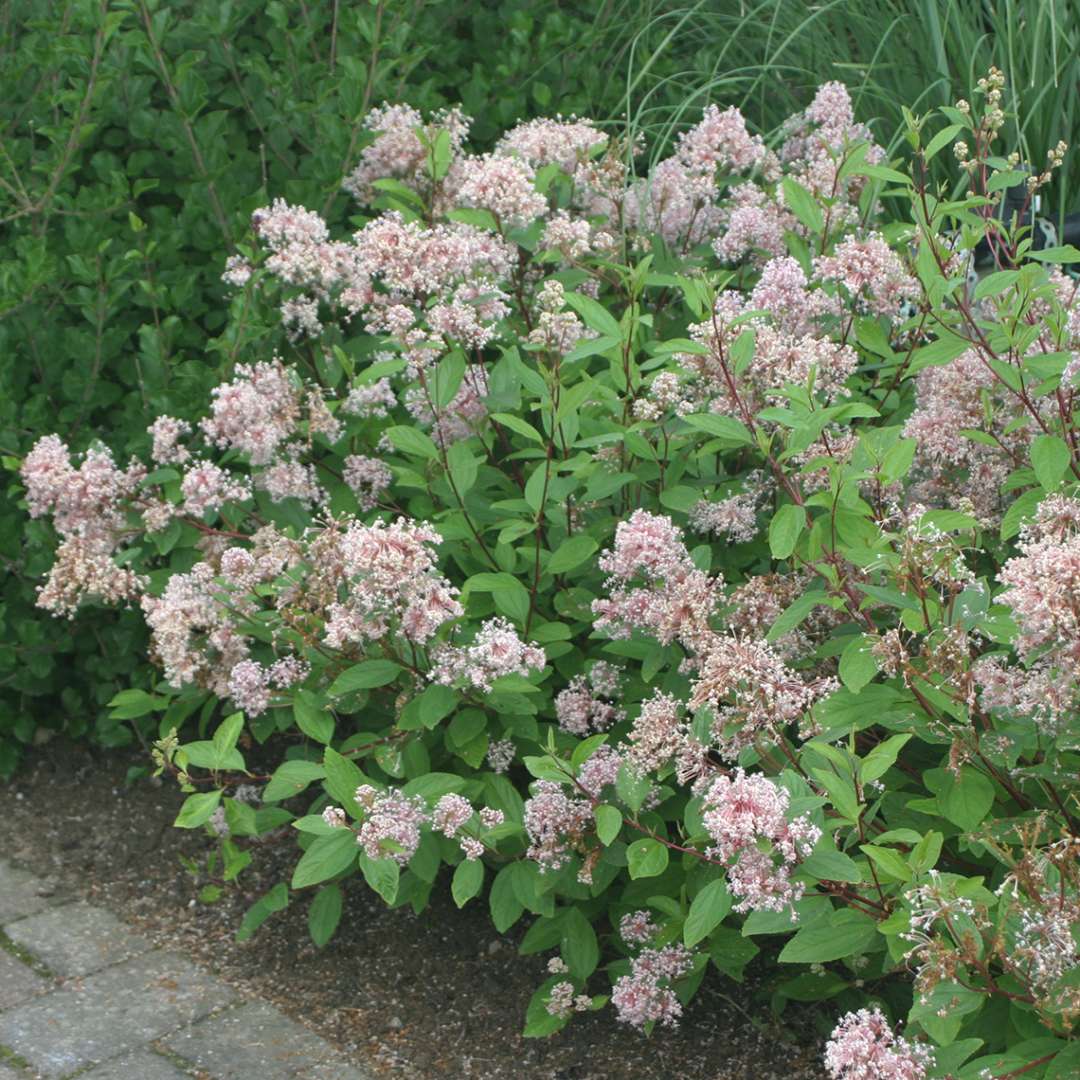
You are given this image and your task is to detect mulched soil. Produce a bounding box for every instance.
[0,739,830,1080]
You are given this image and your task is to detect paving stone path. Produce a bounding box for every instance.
[0,859,374,1080]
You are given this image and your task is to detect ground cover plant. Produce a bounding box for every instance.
[14,52,1080,1080]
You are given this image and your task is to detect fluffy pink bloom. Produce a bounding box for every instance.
[430,617,545,692]
[700,769,820,914]
[824,1008,933,1080]
[625,692,687,775]
[323,518,462,649]
[257,458,325,507]
[611,944,693,1029]
[555,669,621,736]
[451,153,547,228]
[21,436,143,542]
[487,739,516,774]
[343,455,392,510]
[35,536,147,617]
[619,910,658,946]
[148,416,191,465]
[141,562,250,695]
[181,462,250,516]
[690,635,836,758]
[201,362,302,465]
[523,780,593,873]
[432,793,473,838]
[495,116,607,175]
[342,103,470,205]
[228,659,271,717]
[815,233,918,317]
[344,377,397,418]
[593,512,721,653]
[576,744,623,798]
[354,784,429,864]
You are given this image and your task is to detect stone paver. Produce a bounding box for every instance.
[80,1048,193,1079]
[166,1001,373,1080]
[0,950,49,1010]
[0,861,51,923]
[0,858,375,1080]
[4,901,152,978]
[0,950,235,1078]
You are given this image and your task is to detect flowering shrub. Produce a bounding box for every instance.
[19,73,1080,1076]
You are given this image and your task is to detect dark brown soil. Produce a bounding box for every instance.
[0,740,830,1080]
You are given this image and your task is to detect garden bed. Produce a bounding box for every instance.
[0,740,827,1079]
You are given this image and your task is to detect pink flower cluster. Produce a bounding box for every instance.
[554,662,623,736]
[592,510,721,653]
[200,361,302,465]
[523,780,593,873]
[977,494,1080,731]
[690,635,837,759]
[342,103,470,205]
[824,1008,932,1080]
[700,769,821,914]
[610,943,693,1029]
[323,518,463,649]
[354,784,429,865]
[429,617,545,692]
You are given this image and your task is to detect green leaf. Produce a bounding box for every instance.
[922,122,963,162]
[684,879,733,947]
[491,412,543,443]
[778,908,877,963]
[447,440,479,496]
[358,851,400,904]
[108,689,167,719]
[399,684,458,730]
[767,590,830,643]
[861,733,912,782]
[594,804,622,846]
[294,690,334,745]
[626,837,669,879]
[683,413,754,446]
[1030,434,1071,490]
[936,766,995,831]
[292,829,358,889]
[174,790,221,829]
[769,504,804,560]
[263,760,326,802]
[452,858,485,908]
[562,290,621,338]
[1000,488,1045,541]
[781,177,824,233]
[322,747,365,815]
[909,831,943,876]
[1028,244,1080,264]
[1046,1042,1080,1079]
[308,883,343,947]
[489,863,525,932]
[385,425,438,460]
[616,761,651,813]
[402,772,467,802]
[548,535,598,574]
[329,659,402,696]
[236,882,288,942]
[561,907,599,978]
[838,634,879,694]
[860,843,912,882]
[432,351,467,409]
[213,712,244,758]
[800,847,862,884]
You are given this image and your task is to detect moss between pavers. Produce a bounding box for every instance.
[0,929,54,980]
